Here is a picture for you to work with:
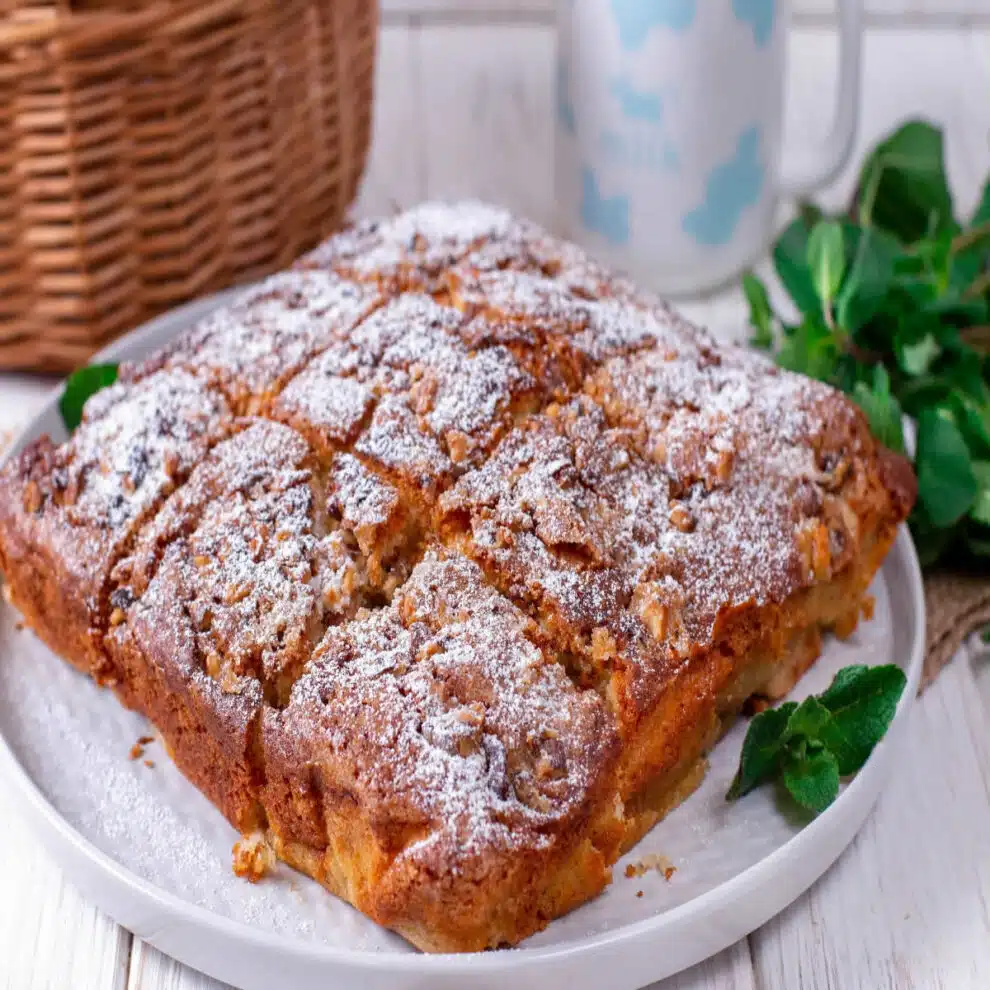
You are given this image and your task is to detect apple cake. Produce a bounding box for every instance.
[0,202,916,952]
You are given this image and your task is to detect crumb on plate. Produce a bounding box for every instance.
[623,853,676,881]
[233,831,275,882]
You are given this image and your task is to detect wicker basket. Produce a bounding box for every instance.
[0,0,377,372]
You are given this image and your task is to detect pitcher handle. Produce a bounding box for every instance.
[780,0,862,196]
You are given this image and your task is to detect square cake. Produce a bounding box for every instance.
[0,203,915,952]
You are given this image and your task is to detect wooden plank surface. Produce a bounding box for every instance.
[751,645,990,990]
[2,19,990,990]
[0,768,131,990]
[127,943,227,990]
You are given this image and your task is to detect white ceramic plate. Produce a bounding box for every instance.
[0,292,925,990]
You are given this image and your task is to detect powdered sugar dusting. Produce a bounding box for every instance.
[0,368,231,627]
[282,550,616,869]
[73,368,230,532]
[355,395,454,493]
[297,201,517,288]
[112,421,370,699]
[161,270,381,409]
[272,368,375,453]
[328,453,400,535]
[440,371,874,712]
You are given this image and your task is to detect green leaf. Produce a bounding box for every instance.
[726,702,797,800]
[743,272,775,349]
[835,225,900,331]
[783,696,832,742]
[924,293,989,326]
[970,489,990,526]
[969,461,990,526]
[807,220,846,305]
[897,374,951,417]
[59,363,120,432]
[911,521,955,567]
[776,317,840,384]
[915,408,978,527]
[852,365,906,454]
[798,200,824,229]
[894,328,941,377]
[973,461,990,487]
[914,230,954,285]
[946,391,990,456]
[965,524,990,557]
[817,664,908,775]
[855,119,956,242]
[782,747,840,813]
[971,175,990,228]
[890,273,939,309]
[773,218,821,315]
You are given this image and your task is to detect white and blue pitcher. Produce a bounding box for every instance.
[555,0,862,294]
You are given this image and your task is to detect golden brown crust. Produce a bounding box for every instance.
[0,202,916,953]
[0,369,231,679]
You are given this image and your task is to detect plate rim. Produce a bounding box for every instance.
[0,290,927,985]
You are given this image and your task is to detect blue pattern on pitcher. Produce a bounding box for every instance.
[581,167,630,245]
[611,0,695,50]
[732,0,776,47]
[609,76,663,123]
[682,126,764,246]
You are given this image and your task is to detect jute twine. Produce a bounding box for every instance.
[921,571,990,690]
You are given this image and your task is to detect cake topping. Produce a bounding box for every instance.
[297,201,518,289]
[161,269,381,410]
[56,368,230,538]
[283,550,616,864]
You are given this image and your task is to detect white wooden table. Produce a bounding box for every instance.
[3,6,990,988]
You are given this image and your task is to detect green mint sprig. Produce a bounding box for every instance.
[727,664,907,814]
[743,118,990,569]
[59,363,120,431]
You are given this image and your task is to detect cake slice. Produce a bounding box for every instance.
[263,550,621,951]
[0,368,231,679]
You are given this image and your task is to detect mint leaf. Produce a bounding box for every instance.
[969,461,990,526]
[59,363,119,432]
[852,365,905,454]
[856,119,955,242]
[807,220,846,306]
[728,665,907,814]
[783,747,840,813]
[776,317,840,383]
[966,525,990,557]
[747,126,990,569]
[913,516,956,567]
[743,272,775,349]
[817,664,907,774]
[915,408,977,527]
[947,391,990,456]
[773,218,820,315]
[971,488,990,526]
[835,225,900,331]
[783,696,832,741]
[971,175,990,228]
[726,701,796,800]
[894,328,940,377]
